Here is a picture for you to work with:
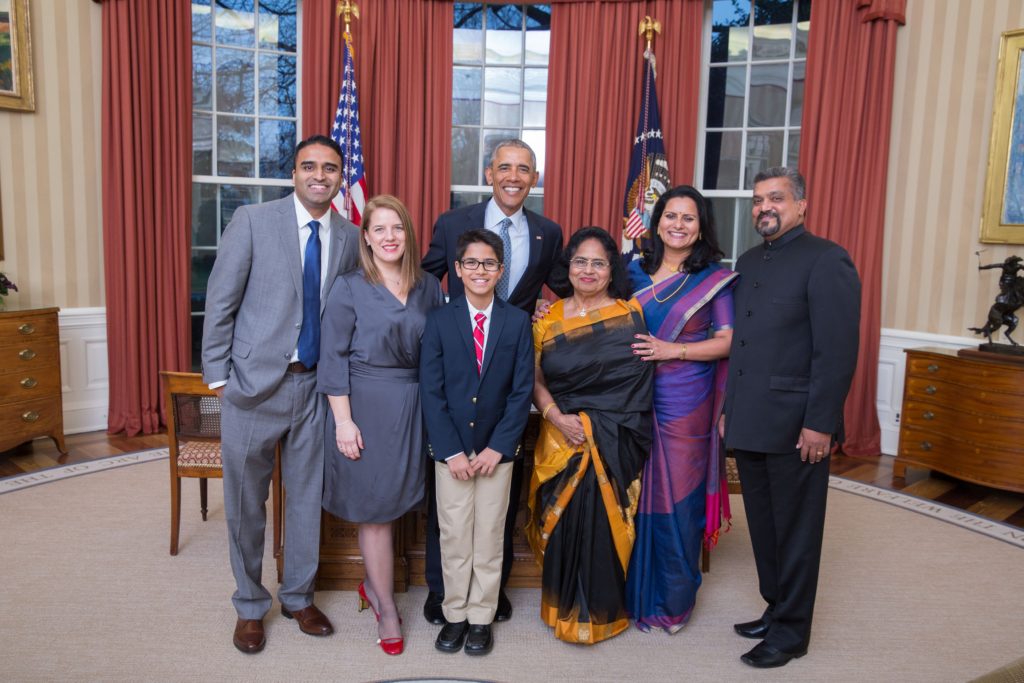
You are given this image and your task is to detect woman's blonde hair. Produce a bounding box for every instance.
[358,194,423,292]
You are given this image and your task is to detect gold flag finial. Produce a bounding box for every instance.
[336,0,360,33]
[637,16,662,49]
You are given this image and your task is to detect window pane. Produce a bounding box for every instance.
[217,115,256,177]
[703,131,743,190]
[190,314,203,370]
[192,0,212,43]
[524,5,551,65]
[711,0,750,63]
[523,194,543,215]
[486,5,523,64]
[220,185,261,232]
[753,0,793,60]
[259,53,297,118]
[453,66,482,125]
[192,183,218,247]
[748,64,788,127]
[262,185,293,202]
[217,48,256,115]
[454,3,484,63]
[484,68,522,127]
[193,45,213,110]
[258,0,296,52]
[521,129,545,187]
[523,68,547,127]
[709,197,738,259]
[482,129,519,169]
[450,191,488,210]
[786,131,801,167]
[191,252,216,311]
[706,66,746,129]
[259,119,296,179]
[744,130,785,188]
[215,0,256,48]
[193,113,213,175]
[789,61,805,126]
[796,0,811,57]
[736,197,760,254]
[451,127,481,185]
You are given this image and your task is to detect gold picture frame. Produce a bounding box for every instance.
[0,0,34,112]
[981,28,1024,243]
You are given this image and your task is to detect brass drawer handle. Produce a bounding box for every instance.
[922,410,934,420]
[20,377,38,389]
[920,441,932,451]
[19,348,37,361]
[926,363,939,373]
[18,323,35,335]
[924,385,937,395]
[22,411,40,422]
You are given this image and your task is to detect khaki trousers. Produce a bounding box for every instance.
[435,458,514,625]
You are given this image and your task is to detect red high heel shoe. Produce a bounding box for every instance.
[357,581,380,621]
[377,617,405,656]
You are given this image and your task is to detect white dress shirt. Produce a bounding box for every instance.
[484,199,528,296]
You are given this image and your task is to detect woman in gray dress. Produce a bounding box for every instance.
[318,194,443,655]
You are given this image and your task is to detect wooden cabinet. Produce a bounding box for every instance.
[895,347,1024,494]
[0,307,66,454]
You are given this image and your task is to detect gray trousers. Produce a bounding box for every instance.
[220,371,325,620]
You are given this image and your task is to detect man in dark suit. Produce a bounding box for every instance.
[720,167,861,669]
[202,135,360,654]
[421,139,568,624]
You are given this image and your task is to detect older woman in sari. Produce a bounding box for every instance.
[625,185,737,633]
[526,227,654,645]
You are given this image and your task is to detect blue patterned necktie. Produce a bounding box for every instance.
[297,220,321,367]
[496,217,513,300]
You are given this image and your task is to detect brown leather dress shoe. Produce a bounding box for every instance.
[233,618,265,654]
[282,604,334,636]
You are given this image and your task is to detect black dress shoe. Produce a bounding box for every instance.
[423,591,445,625]
[464,624,493,656]
[734,618,769,639]
[494,590,512,622]
[435,620,469,653]
[740,642,807,668]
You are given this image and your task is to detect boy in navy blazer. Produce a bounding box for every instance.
[419,229,534,656]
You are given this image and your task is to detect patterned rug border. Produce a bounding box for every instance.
[829,475,1024,551]
[0,448,169,495]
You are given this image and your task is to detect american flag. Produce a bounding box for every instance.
[331,31,368,224]
[621,47,670,260]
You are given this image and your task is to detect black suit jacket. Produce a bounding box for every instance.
[419,295,535,464]
[421,201,569,314]
[723,226,861,454]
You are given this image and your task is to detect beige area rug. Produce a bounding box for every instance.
[2,459,1022,682]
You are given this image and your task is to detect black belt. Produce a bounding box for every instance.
[286,361,315,373]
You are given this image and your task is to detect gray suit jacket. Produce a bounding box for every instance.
[202,194,360,409]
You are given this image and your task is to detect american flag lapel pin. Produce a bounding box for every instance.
[535,235,542,240]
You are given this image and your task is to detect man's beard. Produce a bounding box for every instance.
[755,211,780,237]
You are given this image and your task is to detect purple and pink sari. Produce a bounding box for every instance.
[625,261,737,633]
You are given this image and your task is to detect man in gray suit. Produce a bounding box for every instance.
[202,135,360,654]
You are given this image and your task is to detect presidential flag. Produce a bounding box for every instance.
[621,47,671,260]
[331,31,368,224]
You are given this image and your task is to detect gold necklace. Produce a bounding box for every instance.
[652,271,691,303]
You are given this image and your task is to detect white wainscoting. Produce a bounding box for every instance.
[58,307,108,434]
[876,328,977,455]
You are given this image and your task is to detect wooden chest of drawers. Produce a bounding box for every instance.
[0,307,67,454]
[895,347,1024,494]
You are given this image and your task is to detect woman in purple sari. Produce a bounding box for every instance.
[625,185,737,633]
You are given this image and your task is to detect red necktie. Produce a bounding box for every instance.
[474,312,486,374]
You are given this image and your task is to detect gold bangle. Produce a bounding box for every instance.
[542,403,557,420]
[679,344,688,361]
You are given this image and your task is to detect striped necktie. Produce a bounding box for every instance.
[473,312,486,374]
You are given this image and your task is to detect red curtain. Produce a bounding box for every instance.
[301,0,453,252]
[545,0,703,241]
[101,0,192,436]
[800,0,906,456]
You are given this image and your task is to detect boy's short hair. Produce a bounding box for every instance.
[455,228,505,264]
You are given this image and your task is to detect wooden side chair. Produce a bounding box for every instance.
[161,371,282,557]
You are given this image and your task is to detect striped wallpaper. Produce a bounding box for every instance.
[0,0,104,309]
[883,0,1024,336]
[1,0,1022,341]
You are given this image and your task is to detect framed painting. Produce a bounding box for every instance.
[981,28,1024,243]
[0,0,34,112]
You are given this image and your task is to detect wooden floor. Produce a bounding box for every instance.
[3,431,1024,530]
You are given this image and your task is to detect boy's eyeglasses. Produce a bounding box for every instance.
[569,257,611,271]
[459,258,502,272]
